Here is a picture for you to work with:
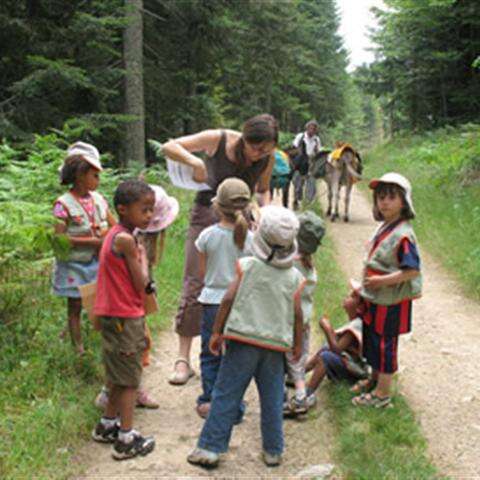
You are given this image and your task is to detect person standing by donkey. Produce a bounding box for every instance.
[291,120,322,209]
[161,114,277,386]
[352,173,422,408]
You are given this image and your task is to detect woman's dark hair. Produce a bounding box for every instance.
[113,179,154,212]
[59,155,93,185]
[373,183,415,221]
[234,114,279,168]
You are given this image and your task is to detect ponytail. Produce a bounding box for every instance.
[233,209,248,250]
[300,252,313,270]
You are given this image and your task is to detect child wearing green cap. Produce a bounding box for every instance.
[284,211,325,415]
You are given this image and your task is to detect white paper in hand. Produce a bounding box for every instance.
[166,158,210,191]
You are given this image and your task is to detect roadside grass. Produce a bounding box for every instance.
[311,230,440,479]
[363,124,480,300]
[0,178,191,479]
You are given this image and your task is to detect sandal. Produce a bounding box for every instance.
[350,378,375,394]
[136,389,159,409]
[352,392,392,408]
[168,358,195,385]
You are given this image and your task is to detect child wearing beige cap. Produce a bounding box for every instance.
[193,178,254,420]
[52,141,115,354]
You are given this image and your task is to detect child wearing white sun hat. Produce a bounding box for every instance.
[187,205,305,469]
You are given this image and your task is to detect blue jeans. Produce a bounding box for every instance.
[197,305,222,406]
[197,340,285,455]
[197,306,245,423]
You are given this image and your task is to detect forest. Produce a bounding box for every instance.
[0,0,479,479]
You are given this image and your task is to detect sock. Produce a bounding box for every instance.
[306,387,314,397]
[119,429,136,443]
[295,388,306,401]
[100,416,117,428]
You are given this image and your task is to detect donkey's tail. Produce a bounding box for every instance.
[346,163,362,180]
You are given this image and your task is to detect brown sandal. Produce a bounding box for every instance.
[168,358,195,385]
[350,378,375,394]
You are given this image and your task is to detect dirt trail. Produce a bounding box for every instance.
[319,185,480,477]
[76,195,335,480]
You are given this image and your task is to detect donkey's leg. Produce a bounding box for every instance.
[331,172,341,221]
[282,180,290,208]
[344,182,353,222]
[326,177,332,217]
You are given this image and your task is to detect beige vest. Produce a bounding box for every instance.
[360,221,422,305]
[224,256,305,351]
[56,191,108,262]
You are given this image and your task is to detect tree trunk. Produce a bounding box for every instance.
[124,0,145,167]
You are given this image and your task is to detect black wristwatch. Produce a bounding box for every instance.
[145,280,156,295]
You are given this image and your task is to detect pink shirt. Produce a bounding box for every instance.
[94,224,145,318]
[53,192,108,221]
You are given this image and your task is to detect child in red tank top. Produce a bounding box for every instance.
[91,179,157,461]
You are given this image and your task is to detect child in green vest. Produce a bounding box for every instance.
[187,205,304,469]
[52,142,115,355]
[352,172,422,408]
[284,211,325,415]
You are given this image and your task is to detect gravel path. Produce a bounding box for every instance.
[319,184,480,478]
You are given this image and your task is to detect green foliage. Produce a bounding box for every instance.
[365,124,480,299]
[0,132,191,479]
[1,0,355,158]
[357,0,480,134]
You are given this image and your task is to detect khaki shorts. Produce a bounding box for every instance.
[100,316,146,388]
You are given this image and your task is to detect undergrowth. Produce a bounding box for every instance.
[0,134,190,479]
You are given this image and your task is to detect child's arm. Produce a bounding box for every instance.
[292,288,304,362]
[197,251,206,281]
[364,268,419,290]
[54,222,102,248]
[209,275,241,356]
[319,317,355,355]
[106,209,117,227]
[114,232,149,293]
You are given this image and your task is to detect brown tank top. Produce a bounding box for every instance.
[195,131,270,206]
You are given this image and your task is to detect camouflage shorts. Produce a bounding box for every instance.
[100,316,147,388]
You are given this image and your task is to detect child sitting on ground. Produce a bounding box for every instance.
[194,178,253,419]
[304,291,369,407]
[187,206,304,469]
[52,142,116,355]
[284,211,325,416]
[352,172,422,408]
[91,179,156,460]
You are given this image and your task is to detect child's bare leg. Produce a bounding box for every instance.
[67,298,83,354]
[294,379,306,398]
[307,358,327,393]
[118,386,137,431]
[105,384,121,418]
[305,354,318,373]
[374,373,392,398]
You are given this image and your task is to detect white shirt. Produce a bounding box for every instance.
[293,132,322,157]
